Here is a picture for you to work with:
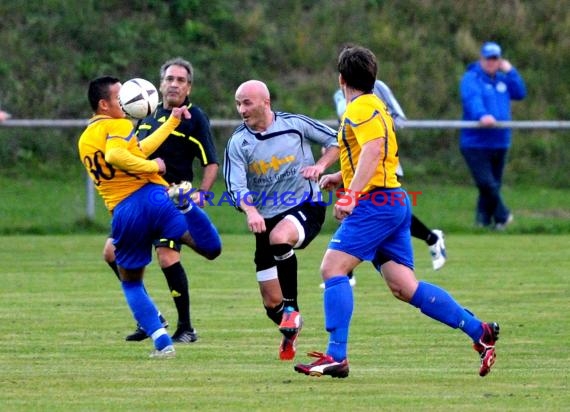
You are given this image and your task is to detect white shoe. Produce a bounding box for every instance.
[429,229,447,271]
[167,181,193,209]
[494,213,514,231]
[319,275,356,289]
[149,344,176,359]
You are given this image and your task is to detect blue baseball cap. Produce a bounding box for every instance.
[481,42,502,59]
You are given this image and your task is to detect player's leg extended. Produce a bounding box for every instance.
[180,205,221,260]
[254,230,284,325]
[269,218,300,311]
[381,260,499,376]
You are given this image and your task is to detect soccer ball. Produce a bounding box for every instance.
[119,78,159,119]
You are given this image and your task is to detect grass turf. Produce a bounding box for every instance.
[0,233,568,411]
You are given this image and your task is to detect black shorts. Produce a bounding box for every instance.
[254,202,326,271]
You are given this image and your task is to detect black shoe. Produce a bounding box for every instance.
[125,315,169,342]
[171,327,198,343]
[125,325,148,341]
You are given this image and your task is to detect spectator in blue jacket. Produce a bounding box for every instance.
[460,41,526,230]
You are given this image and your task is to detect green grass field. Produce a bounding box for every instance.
[0,234,568,411]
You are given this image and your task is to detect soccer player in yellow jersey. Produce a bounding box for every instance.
[295,46,499,378]
[78,76,197,358]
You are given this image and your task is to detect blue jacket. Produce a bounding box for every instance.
[460,61,526,149]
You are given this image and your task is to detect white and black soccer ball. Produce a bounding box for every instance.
[119,78,159,119]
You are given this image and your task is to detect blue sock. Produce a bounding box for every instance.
[183,205,222,259]
[324,276,354,362]
[410,281,483,341]
[154,333,173,350]
[121,280,171,349]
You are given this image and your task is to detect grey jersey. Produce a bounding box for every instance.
[224,111,338,218]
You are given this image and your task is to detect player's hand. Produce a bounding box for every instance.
[334,200,355,222]
[301,164,324,182]
[171,105,191,120]
[319,172,342,191]
[155,158,166,174]
[245,208,266,233]
[479,114,496,127]
[499,59,512,72]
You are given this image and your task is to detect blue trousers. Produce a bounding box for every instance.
[460,147,510,226]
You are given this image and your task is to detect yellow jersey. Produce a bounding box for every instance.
[78,115,179,211]
[338,93,400,192]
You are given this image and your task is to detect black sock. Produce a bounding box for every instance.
[271,243,298,311]
[265,301,285,326]
[411,215,436,245]
[107,261,121,281]
[162,262,191,330]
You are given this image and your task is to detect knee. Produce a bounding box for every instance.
[382,263,418,302]
[202,236,222,260]
[268,230,289,246]
[385,278,417,303]
[155,247,180,267]
[203,246,222,261]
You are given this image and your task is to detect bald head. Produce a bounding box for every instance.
[235,79,273,132]
[235,80,271,101]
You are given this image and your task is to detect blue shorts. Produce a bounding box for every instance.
[328,188,414,270]
[112,184,188,270]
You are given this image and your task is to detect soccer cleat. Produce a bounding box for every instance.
[473,322,500,377]
[171,327,198,343]
[279,307,303,360]
[279,307,302,337]
[429,229,447,271]
[149,344,176,359]
[125,315,169,342]
[294,351,349,378]
[168,181,193,209]
[279,324,303,361]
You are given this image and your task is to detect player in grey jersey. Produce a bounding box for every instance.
[224,80,339,361]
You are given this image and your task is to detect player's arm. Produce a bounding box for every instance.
[299,117,339,181]
[334,137,382,221]
[200,163,218,192]
[302,145,339,182]
[193,109,219,192]
[348,138,383,195]
[138,115,181,156]
[105,135,163,174]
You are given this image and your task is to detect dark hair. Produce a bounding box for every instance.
[160,57,193,83]
[88,76,120,111]
[337,45,377,93]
